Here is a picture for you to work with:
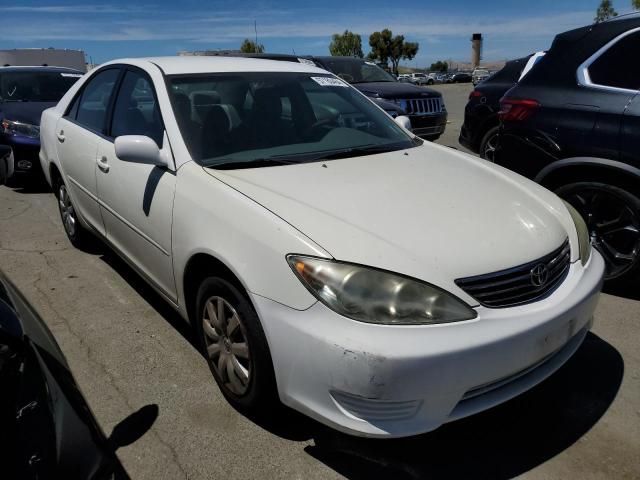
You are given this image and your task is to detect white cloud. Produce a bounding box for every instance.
[0,4,149,13]
[0,4,597,62]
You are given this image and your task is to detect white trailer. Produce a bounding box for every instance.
[0,49,86,72]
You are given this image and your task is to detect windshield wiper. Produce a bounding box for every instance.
[280,143,410,163]
[207,157,297,170]
[351,80,393,84]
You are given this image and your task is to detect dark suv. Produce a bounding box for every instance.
[0,66,82,181]
[207,53,447,140]
[495,15,640,282]
[459,55,533,160]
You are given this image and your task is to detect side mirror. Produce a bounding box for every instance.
[0,145,12,186]
[114,136,167,167]
[394,115,412,131]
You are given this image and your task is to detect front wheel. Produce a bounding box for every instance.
[555,182,640,281]
[195,277,278,412]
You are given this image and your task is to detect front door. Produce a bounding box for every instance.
[95,68,177,300]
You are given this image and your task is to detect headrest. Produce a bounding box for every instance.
[203,105,231,133]
[252,87,282,117]
[191,91,221,107]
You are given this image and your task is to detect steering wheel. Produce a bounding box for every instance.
[338,73,354,83]
[303,117,338,140]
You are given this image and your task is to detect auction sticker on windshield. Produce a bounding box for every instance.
[311,77,348,87]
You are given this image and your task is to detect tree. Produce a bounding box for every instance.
[240,39,265,54]
[633,0,640,9]
[368,29,419,75]
[329,30,363,57]
[594,0,618,22]
[430,61,449,72]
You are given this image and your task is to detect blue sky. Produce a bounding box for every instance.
[1,1,636,67]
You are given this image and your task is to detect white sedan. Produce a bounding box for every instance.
[39,57,604,438]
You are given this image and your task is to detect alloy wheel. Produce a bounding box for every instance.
[482,133,498,162]
[202,296,251,396]
[565,187,640,279]
[58,184,77,238]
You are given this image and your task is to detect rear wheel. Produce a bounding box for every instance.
[479,126,499,162]
[54,178,93,248]
[195,277,278,412]
[556,182,640,281]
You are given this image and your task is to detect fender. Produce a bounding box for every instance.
[535,157,640,183]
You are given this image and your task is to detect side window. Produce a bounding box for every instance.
[76,68,120,133]
[65,93,80,119]
[589,32,640,90]
[111,70,164,147]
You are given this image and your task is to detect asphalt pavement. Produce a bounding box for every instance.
[0,83,638,479]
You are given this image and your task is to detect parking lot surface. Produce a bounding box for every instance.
[1,84,638,479]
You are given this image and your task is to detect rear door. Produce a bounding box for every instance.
[581,30,640,160]
[95,67,177,300]
[620,92,640,168]
[54,67,121,236]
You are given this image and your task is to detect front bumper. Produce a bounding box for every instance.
[0,134,41,177]
[409,112,447,139]
[252,251,604,438]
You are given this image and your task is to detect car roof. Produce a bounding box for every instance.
[0,66,83,73]
[105,56,329,76]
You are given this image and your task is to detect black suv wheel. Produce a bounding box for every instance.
[556,182,640,281]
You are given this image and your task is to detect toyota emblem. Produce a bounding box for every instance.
[530,264,549,287]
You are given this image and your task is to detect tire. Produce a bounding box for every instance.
[555,182,640,282]
[195,277,278,413]
[479,126,500,162]
[54,177,93,249]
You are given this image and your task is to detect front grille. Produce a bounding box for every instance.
[455,239,571,308]
[398,97,445,115]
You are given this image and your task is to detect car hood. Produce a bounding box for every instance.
[205,144,577,302]
[0,101,57,125]
[353,82,441,99]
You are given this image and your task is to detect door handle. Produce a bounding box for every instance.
[97,156,110,173]
[56,130,65,143]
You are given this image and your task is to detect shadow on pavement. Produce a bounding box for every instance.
[6,175,51,194]
[98,249,197,349]
[109,404,160,451]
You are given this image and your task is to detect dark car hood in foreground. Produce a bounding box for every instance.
[0,101,56,125]
[353,82,441,99]
[0,272,131,479]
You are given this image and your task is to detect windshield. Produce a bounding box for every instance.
[168,72,418,169]
[0,71,81,102]
[318,59,396,84]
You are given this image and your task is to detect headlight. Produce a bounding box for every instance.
[563,201,592,266]
[1,119,40,139]
[287,255,477,325]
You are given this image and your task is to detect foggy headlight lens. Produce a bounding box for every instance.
[287,255,477,325]
[564,201,592,266]
[1,119,40,138]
